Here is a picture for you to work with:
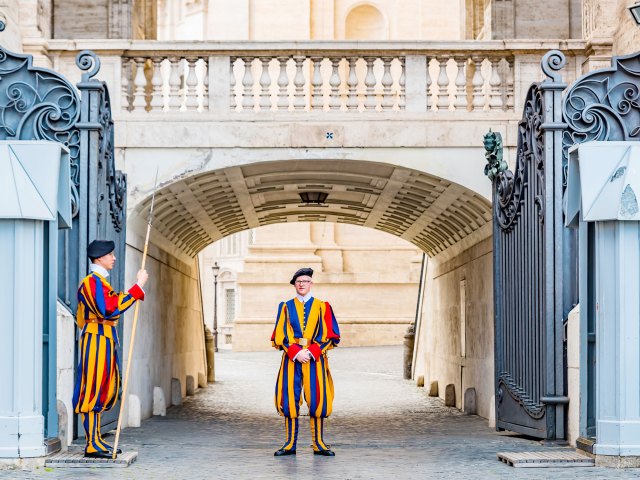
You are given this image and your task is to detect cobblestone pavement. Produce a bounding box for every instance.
[3,346,640,479]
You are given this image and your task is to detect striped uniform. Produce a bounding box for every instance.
[271,297,340,452]
[72,272,144,454]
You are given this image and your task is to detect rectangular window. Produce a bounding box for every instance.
[225,289,236,324]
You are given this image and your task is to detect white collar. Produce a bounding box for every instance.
[296,293,312,303]
[89,263,109,278]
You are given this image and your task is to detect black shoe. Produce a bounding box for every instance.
[314,449,335,456]
[84,450,114,459]
[274,448,296,456]
[110,448,122,454]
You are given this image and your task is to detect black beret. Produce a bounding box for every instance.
[87,240,115,259]
[290,267,313,285]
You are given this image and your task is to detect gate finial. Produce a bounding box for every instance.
[541,50,566,82]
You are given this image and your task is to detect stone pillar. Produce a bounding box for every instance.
[581,0,617,72]
[404,55,428,113]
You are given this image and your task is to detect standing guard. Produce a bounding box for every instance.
[271,267,341,457]
[72,240,148,458]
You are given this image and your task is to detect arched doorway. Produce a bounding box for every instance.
[121,157,495,424]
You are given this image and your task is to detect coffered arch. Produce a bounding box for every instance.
[131,159,492,260]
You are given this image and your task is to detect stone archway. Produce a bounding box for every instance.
[120,157,495,423]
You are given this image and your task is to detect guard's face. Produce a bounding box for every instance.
[95,251,116,271]
[294,275,313,296]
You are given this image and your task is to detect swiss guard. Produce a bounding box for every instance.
[72,240,149,458]
[271,267,341,457]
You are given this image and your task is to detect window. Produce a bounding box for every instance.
[225,289,236,324]
[222,233,240,256]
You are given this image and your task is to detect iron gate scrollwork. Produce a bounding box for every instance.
[486,50,576,439]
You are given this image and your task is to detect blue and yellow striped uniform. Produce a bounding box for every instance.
[72,272,144,454]
[271,297,340,452]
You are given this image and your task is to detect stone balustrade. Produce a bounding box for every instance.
[43,40,586,116]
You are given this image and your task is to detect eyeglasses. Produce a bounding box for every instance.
[295,280,312,285]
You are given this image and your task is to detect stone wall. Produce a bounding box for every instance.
[419,236,494,419]
[120,242,206,426]
[613,0,640,56]
[55,301,75,448]
[53,0,110,39]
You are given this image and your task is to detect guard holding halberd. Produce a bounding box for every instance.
[72,240,148,458]
[271,267,341,457]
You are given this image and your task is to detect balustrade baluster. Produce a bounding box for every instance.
[381,57,394,110]
[259,57,272,111]
[185,58,199,111]
[293,56,306,110]
[168,57,182,111]
[436,57,450,111]
[133,57,147,111]
[277,57,290,111]
[242,57,255,111]
[121,59,131,111]
[489,58,503,110]
[311,57,323,110]
[150,58,164,112]
[471,56,485,111]
[347,57,358,111]
[506,58,515,110]
[454,58,467,110]
[229,58,236,110]
[202,57,209,111]
[398,58,406,110]
[364,57,376,110]
[426,58,432,109]
[329,58,341,110]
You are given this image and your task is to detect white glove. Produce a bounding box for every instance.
[294,349,311,363]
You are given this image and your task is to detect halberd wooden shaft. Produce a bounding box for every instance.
[111,220,151,459]
[112,172,157,459]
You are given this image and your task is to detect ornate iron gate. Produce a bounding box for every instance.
[0,46,126,438]
[485,51,577,439]
[71,51,127,432]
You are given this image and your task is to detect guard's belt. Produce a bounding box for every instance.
[293,338,308,346]
[85,318,118,327]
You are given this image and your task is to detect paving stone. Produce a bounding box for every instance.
[1,346,640,479]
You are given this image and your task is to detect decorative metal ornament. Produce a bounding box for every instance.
[562,50,640,184]
[0,48,81,214]
[75,50,126,232]
[483,129,507,182]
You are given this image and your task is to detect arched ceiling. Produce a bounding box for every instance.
[133,160,492,258]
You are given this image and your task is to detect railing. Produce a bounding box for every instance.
[44,40,587,115]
